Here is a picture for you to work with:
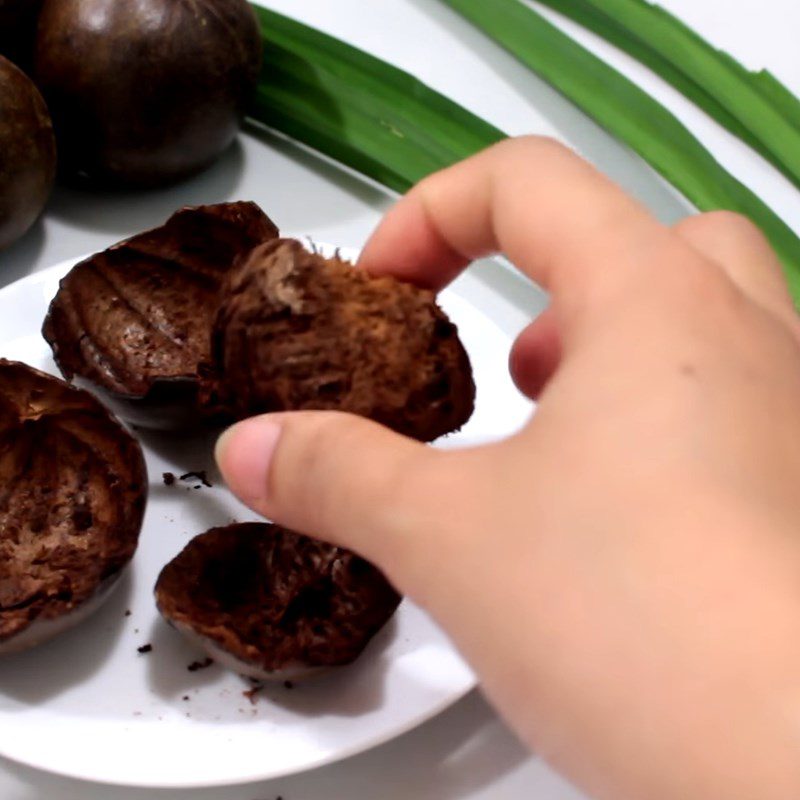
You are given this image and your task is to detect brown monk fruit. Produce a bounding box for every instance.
[155,523,401,680]
[211,238,476,441]
[34,0,261,186]
[0,55,56,251]
[0,360,147,654]
[42,202,279,428]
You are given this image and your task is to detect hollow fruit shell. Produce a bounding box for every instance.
[155,523,401,679]
[0,359,147,653]
[41,201,278,429]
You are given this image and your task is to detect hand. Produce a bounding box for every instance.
[216,137,800,800]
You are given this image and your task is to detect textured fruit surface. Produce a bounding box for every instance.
[156,523,401,674]
[0,359,146,646]
[35,0,261,185]
[0,55,55,251]
[213,238,476,441]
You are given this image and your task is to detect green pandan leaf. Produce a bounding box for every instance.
[247,3,800,303]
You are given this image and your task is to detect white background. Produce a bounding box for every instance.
[1,1,799,797]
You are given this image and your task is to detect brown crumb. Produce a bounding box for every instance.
[180,470,212,487]
[182,695,190,701]
[187,657,214,672]
[137,644,153,654]
[162,472,176,486]
[243,686,262,705]
[124,609,131,617]
[283,680,294,690]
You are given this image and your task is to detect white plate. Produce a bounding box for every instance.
[0,248,533,788]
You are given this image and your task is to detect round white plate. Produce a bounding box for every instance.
[0,249,533,788]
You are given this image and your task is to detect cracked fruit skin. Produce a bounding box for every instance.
[0,55,56,251]
[34,0,262,187]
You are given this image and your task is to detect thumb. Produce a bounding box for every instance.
[214,411,459,584]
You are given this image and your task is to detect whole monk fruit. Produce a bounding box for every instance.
[0,55,55,251]
[34,0,262,186]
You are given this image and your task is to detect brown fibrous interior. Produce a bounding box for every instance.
[156,523,400,672]
[0,363,145,641]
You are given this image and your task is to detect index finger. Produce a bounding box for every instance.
[358,136,703,316]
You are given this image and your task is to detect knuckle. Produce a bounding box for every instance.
[671,252,730,303]
[678,210,768,248]
[493,134,572,163]
[702,209,760,234]
[273,412,352,514]
[648,233,740,315]
[369,450,471,556]
[382,450,477,535]
[278,412,434,538]
[366,448,439,531]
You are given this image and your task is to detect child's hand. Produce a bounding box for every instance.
[217,137,800,800]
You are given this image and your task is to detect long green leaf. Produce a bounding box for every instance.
[248,4,504,195]
[438,0,800,301]
[533,0,800,190]
[247,4,800,303]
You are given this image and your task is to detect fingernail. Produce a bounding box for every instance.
[215,417,283,505]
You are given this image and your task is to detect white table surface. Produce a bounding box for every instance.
[1,1,799,797]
